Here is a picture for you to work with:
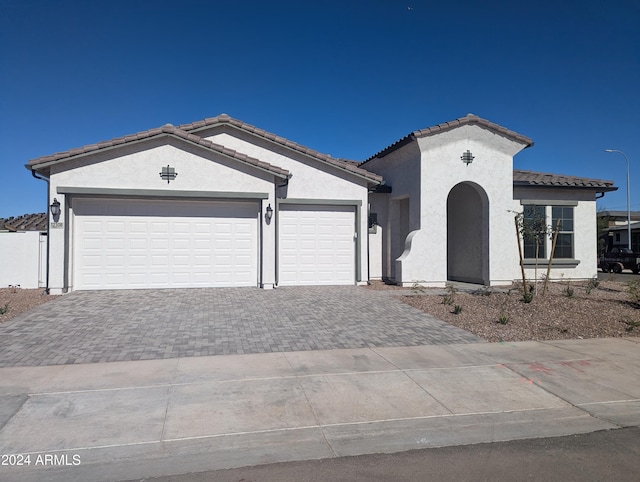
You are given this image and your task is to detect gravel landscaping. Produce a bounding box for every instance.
[391,279,640,342]
[0,288,59,323]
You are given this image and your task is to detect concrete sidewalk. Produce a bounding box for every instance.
[1,337,639,481]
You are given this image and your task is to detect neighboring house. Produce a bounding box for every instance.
[26,114,616,293]
[597,210,640,252]
[0,213,47,289]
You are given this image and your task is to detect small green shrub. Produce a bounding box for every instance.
[522,292,534,304]
[627,280,640,305]
[476,286,492,296]
[442,295,453,305]
[585,277,599,295]
[563,285,574,298]
[0,303,9,315]
[442,284,457,305]
[497,314,509,325]
[411,281,426,294]
[621,317,640,332]
[590,276,599,288]
[453,304,463,314]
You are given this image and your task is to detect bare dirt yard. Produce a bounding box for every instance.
[0,288,59,323]
[369,278,640,342]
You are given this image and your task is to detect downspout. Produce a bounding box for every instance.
[31,169,51,295]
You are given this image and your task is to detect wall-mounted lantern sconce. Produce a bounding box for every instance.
[50,198,61,223]
[265,204,273,222]
[461,150,474,166]
[159,165,178,183]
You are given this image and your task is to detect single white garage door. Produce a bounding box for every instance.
[74,198,258,290]
[279,204,355,286]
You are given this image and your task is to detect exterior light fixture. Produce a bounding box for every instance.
[265,204,273,222]
[159,165,178,183]
[50,198,61,223]
[461,150,474,166]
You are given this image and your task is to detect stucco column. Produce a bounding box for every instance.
[47,190,66,294]
[261,194,276,289]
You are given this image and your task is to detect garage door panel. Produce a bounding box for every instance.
[74,198,258,290]
[279,204,355,286]
[173,239,190,250]
[127,273,147,285]
[83,221,102,232]
[129,222,147,233]
[82,256,101,267]
[173,256,190,266]
[151,222,169,234]
[129,255,146,267]
[173,223,190,234]
[83,238,102,250]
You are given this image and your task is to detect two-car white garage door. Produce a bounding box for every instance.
[73,199,356,290]
[74,198,258,290]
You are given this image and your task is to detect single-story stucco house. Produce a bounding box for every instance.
[26,114,616,294]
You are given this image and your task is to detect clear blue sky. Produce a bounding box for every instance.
[1,0,638,218]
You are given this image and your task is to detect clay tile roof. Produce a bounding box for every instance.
[178,114,382,184]
[364,114,534,162]
[0,213,47,232]
[27,125,290,179]
[513,169,617,191]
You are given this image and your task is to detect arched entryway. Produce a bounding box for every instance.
[447,182,489,285]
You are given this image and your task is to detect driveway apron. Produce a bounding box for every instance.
[0,286,482,367]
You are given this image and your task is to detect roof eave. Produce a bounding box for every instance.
[27,131,291,180]
[514,182,618,192]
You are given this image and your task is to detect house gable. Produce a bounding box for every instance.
[47,135,283,195]
[179,114,382,187]
[27,125,289,181]
[364,114,533,164]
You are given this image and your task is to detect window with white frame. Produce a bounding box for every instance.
[521,204,575,260]
[552,206,574,258]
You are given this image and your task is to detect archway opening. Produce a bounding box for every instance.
[447,182,489,285]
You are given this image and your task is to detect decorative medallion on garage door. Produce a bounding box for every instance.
[159,164,178,183]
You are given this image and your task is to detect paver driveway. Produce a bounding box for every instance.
[0,286,482,367]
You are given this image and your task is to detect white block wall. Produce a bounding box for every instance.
[0,231,46,289]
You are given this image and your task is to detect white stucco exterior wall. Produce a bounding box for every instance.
[364,125,528,287]
[200,128,372,285]
[513,188,599,281]
[363,142,421,282]
[46,137,279,293]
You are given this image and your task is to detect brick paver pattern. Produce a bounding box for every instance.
[0,286,483,367]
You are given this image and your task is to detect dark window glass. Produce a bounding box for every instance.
[523,205,546,259]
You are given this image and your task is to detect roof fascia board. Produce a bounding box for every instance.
[518,199,579,206]
[514,182,618,192]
